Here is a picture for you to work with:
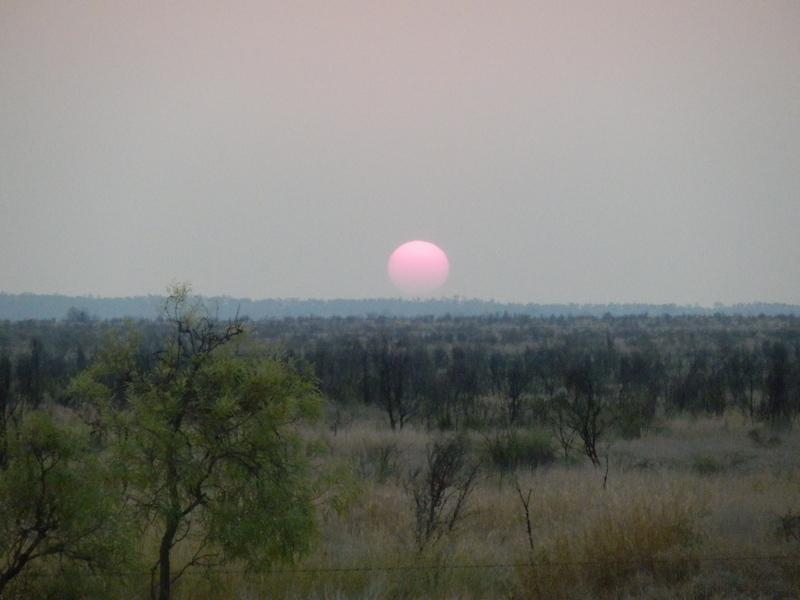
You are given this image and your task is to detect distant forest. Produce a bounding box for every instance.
[1,292,798,321]
[3,305,800,435]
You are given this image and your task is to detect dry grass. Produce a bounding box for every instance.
[162,408,800,600]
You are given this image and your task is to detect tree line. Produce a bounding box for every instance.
[3,311,800,435]
[2,311,799,443]
[2,291,799,321]
[297,313,800,433]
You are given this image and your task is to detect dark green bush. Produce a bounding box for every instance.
[691,453,726,476]
[483,429,554,473]
[747,427,781,448]
[776,510,800,542]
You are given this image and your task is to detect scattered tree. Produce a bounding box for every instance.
[72,284,323,600]
[408,434,479,553]
[369,330,414,430]
[549,351,614,468]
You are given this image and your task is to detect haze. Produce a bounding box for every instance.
[2,1,799,305]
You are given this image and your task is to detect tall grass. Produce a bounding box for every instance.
[151,409,800,599]
[517,478,704,599]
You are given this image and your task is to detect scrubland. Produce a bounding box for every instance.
[4,312,800,598]
[170,407,800,600]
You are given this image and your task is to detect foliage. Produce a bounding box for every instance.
[4,312,800,431]
[691,453,727,476]
[0,411,132,599]
[776,510,800,543]
[482,429,554,474]
[71,284,323,600]
[747,427,781,448]
[4,301,800,598]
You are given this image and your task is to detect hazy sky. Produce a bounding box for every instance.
[2,1,799,305]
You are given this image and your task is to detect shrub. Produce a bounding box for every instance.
[776,510,800,542]
[691,453,727,476]
[747,427,781,448]
[356,441,403,483]
[517,487,703,599]
[483,429,554,474]
[407,434,479,553]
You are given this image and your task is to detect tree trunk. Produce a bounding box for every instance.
[158,516,179,600]
[158,451,181,600]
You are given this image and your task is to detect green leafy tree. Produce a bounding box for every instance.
[0,411,131,599]
[72,284,323,600]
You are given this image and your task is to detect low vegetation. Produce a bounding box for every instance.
[252,411,800,600]
[1,301,800,598]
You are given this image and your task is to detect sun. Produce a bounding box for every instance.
[387,240,449,296]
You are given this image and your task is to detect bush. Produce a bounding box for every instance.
[776,510,800,542]
[517,488,702,599]
[691,453,727,476]
[408,434,479,553]
[356,441,403,483]
[748,427,781,448]
[483,429,554,474]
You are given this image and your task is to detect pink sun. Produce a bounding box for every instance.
[387,240,450,296]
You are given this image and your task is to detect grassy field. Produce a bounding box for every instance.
[164,408,800,600]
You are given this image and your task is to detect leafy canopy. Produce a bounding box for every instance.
[71,284,323,600]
